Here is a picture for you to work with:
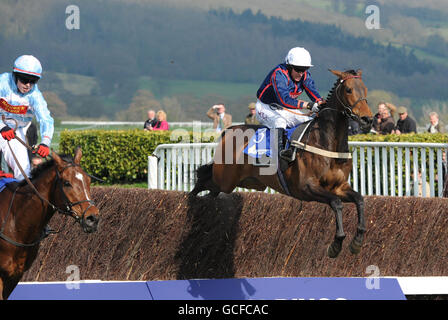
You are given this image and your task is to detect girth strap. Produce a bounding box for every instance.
[290,141,352,159]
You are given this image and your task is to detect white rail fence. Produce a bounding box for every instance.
[148,142,448,197]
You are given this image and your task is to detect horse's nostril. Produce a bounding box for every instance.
[85,215,98,226]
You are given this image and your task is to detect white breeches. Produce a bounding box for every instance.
[255,99,314,129]
[0,127,31,180]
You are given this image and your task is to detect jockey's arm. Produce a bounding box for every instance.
[272,69,307,110]
[32,92,54,147]
[302,72,323,104]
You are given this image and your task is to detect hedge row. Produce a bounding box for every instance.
[349,132,448,143]
[59,129,218,183]
[59,130,447,183]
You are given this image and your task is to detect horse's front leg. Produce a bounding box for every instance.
[327,197,346,258]
[306,186,346,258]
[340,187,366,255]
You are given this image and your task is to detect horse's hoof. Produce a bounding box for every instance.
[349,238,362,255]
[327,241,342,258]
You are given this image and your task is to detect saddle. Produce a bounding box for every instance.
[243,121,313,165]
[0,177,18,193]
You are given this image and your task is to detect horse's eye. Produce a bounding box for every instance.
[346,87,353,94]
[64,181,72,187]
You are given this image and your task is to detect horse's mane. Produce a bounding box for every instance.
[15,154,74,187]
[323,69,359,107]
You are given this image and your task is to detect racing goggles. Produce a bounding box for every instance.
[15,73,39,85]
[291,66,309,73]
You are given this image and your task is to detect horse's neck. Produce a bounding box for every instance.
[316,100,349,153]
[13,168,57,240]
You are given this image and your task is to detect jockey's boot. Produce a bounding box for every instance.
[278,128,296,162]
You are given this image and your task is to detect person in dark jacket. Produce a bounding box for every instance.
[143,109,157,131]
[393,106,417,134]
[255,47,323,161]
[376,105,395,135]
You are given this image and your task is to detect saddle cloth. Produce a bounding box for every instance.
[243,121,312,159]
[0,178,18,193]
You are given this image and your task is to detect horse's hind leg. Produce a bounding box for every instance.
[340,187,366,255]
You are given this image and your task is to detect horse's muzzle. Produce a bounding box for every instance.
[82,214,99,233]
[360,116,373,132]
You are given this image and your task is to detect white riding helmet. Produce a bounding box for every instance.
[285,47,313,67]
[13,55,43,78]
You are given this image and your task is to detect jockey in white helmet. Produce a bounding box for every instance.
[0,55,54,179]
[256,47,324,162]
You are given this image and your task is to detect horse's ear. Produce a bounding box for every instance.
[52,151,64,167]
[74,147,82,165]
[329,69,344,78]
[356,69,363,77]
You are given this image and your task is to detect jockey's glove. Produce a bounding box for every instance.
[34,144,50,158]
[308,102,320,113]
[0,126,15,141]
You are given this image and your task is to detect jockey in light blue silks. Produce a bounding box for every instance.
[256,47,324,162]
[0,55,54,179]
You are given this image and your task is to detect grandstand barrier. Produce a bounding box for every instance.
[149,142,448,197]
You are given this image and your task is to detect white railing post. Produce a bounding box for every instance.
[147,155,158,189]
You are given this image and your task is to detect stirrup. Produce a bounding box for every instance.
[279,147,297,162]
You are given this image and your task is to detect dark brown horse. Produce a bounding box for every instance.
[191,69,373,258]
[0,148,99,299]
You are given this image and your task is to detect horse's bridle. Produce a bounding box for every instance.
[0,161,96,247]
[52,163,97,229]
[323,75,368,123]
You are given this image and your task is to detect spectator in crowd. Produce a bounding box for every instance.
[427,111,445,133]
[372,102,396,134]
[244,102,259,125]
[207,104,232,133]
[143,109,157,131]
[376,104,395,135]
[393,106,417,134]
[150,110,169,131]
[372,102,387,133]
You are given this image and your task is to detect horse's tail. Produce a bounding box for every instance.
[195,162,214,183]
